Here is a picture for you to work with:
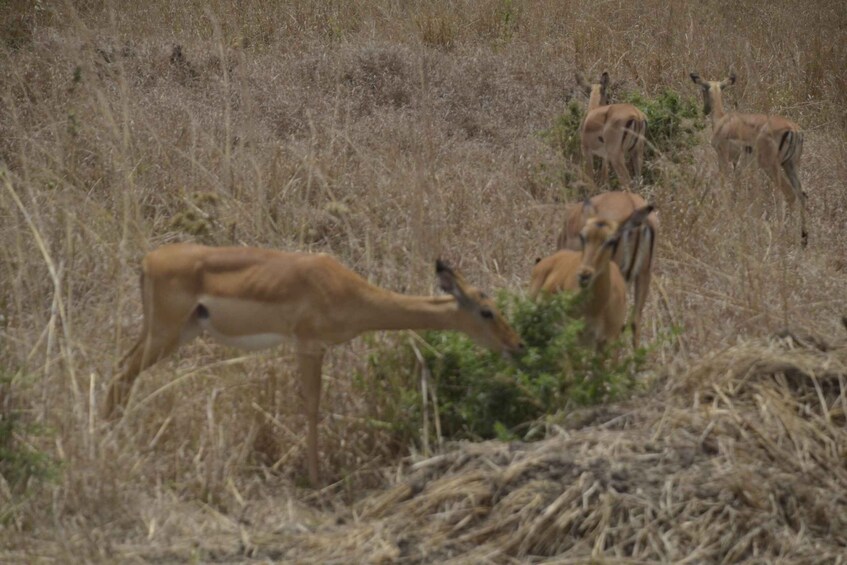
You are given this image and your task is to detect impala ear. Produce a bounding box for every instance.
[690,72,704,86]
[617,205,655,236]
[721,72,736,88]
[599,71,611,104]
[436,259,456,292]
[604,205,653,250]
[436,259,472,305]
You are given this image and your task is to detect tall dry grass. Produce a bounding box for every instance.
[1,0,846,560]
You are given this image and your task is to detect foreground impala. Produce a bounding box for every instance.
[104,244,525,486]
[690,72,806,246]
[557,191,657,348]
[579,71,647,191]
[531,204,655,349]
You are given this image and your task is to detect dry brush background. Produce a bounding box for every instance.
[1,0,847,562]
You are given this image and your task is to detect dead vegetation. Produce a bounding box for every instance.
[2,0,847,561]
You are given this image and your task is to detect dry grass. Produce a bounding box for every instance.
[1,0,847,561]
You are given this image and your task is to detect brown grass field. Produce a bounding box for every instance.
[2,0,847,562]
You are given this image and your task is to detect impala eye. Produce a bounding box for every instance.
[480,309,494,319]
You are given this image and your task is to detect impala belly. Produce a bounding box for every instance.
[195,296,293,351]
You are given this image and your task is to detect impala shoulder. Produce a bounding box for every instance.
[302,252,349,275]
[142,243,209,277]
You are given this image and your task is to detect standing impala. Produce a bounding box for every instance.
[690,72,807,246]
[531,203,655,349]
[557,191,657,348]
[579,71,647,191]
[104,244,525,486]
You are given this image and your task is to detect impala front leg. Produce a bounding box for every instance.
[581,142,596,188]
[296,342,326,487]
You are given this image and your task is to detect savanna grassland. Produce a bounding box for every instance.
[2,0,847,562]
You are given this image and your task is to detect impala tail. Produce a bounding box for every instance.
[617,219,655,284]
[778,130,803,167]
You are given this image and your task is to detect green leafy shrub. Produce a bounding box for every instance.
[622,89,704,161]
[357,291,648,447]
[423,291,646,440]
[541,100,585,162]
[0,372,56,497]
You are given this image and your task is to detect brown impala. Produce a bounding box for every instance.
[578,71,648,191]
[531,203,655,350]
[104,245,524,486]
[557,191,657,348]
[690,72,806,246]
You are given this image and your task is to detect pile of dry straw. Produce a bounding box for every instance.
[124,328,847,563]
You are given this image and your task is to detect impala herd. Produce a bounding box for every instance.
[103,71,807,486]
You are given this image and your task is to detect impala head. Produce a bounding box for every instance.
[435,259,525,355]
[578,71,610,110]
[690,72,735,115]
[576,201,655,288]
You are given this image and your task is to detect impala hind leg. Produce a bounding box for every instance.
[782,159,808,246]
[609,151,633,191]
[606,127,633,190]
[630,141,645,188]
[600,157,610,186]
[630,269,652,349]
[296,343,326,487]
[757,140,805,245]
[103,328,185,420]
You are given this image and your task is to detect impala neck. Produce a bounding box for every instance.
[357,290,470,334]
[584,262,613,314]
[710,87,726,124]
[588,85,604,111]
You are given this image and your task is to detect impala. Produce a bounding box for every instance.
[556,191,657,349]
[103,244,525,486]
[690,72,807,246]
[531,204,655,349]
[578,71,648,191]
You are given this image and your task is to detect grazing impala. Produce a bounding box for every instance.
[579,71,648,191]
[557,191,657,348]
[104,244,524,486]
[690,72,807,246]
[531,204,655,349]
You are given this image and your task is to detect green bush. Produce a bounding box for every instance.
[622,89,704,161]
[541,99,585,162]
[0,372,56,497]
[423,291,646,440]
[358,291,648,446]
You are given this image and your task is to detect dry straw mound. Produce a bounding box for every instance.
[75,332,843,563]
[282,333,847,563]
